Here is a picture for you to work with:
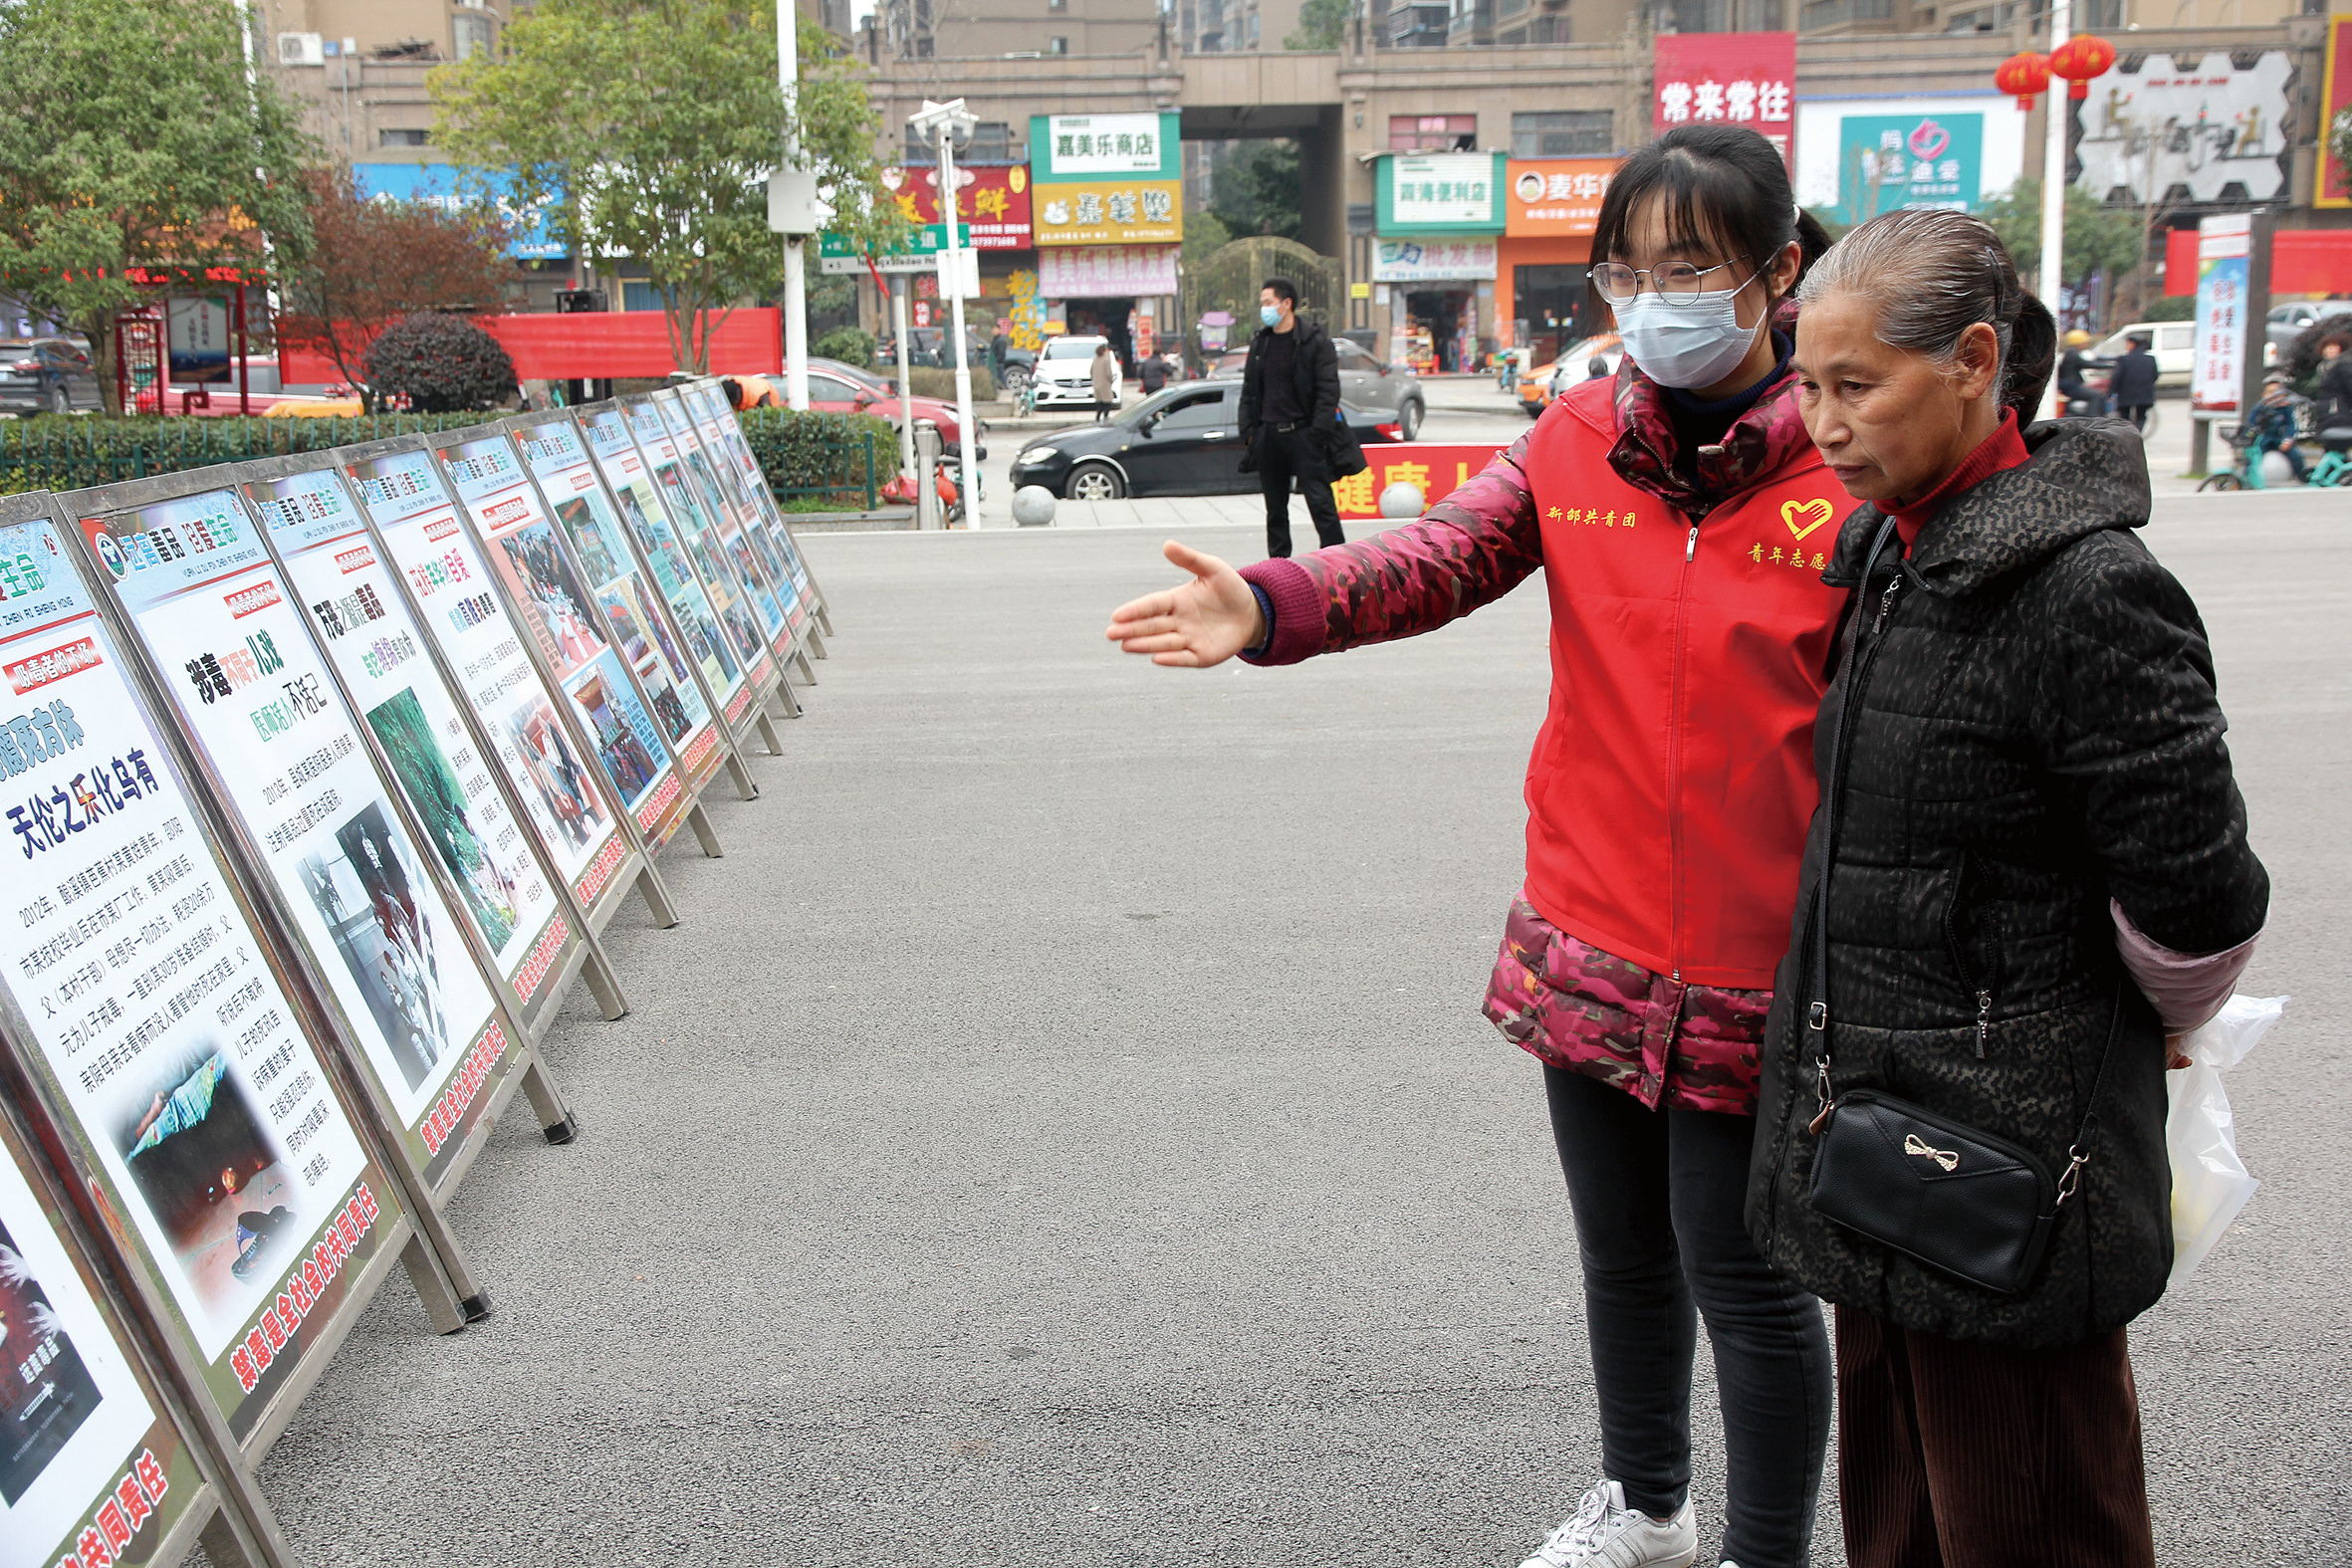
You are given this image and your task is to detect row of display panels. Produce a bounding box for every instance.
[0,380,835,1568]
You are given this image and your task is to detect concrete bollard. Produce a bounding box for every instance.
[1378,481,1426,519]
[1012,484,1058,527]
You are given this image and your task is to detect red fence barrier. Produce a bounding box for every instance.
[2164,228,2352,299]
[278,308,784,385]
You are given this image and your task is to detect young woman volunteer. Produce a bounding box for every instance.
[1751,207,2267,1566]
[1106,124,1850,1568]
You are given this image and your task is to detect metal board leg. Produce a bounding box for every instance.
[754,709,786,753]
[581,934,631,1019]
[770,666,805,719]
[686,801,723,857]
[723,745,760,800]
[634,858,682,928]
[803,624,829,662]
[397,1231,470,1334]
[520,1053,576,1144]
[199,1496,298,1568]
[793,646,819,686]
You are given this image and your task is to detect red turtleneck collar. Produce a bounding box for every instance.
[1886,409,2030,554]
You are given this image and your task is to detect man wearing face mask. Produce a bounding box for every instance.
[1238,279,1347,559]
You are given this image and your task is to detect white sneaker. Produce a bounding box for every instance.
[1517,1478,1699,1568]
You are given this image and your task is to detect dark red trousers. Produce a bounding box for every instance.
[1835,1307,2157,1568]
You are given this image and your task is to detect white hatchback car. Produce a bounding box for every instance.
[2090,322,2196,387]
[1031,336,1120,409]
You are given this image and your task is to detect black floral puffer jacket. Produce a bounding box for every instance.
[1747,419,2268,1350]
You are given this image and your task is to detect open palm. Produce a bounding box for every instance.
[1103,542,1266,667]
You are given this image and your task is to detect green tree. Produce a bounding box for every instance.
[433,0,905,373]
[1210,141,1303,241]
[1286,0,1348,49]
[0,0,316,412]
[1977,178,2145,295]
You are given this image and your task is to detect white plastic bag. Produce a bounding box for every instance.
[2166,993,2287,1284]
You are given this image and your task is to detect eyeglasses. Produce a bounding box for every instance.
[1591,259,1754,307]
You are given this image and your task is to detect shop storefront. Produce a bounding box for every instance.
[1029,112,1184,372]
[829,163,1037,365]
[1500,157,1617,364]
[1372,151,1505,373]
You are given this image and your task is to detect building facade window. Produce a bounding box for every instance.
[1048,34,1069,51]
[452,14,494,60]
[1388,112,1477,151]
[1511,110,1610,157]
[379,127,431,147]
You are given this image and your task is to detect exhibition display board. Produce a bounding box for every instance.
[0,496,438,1452]
[645,390,806,677]
[239,454,620,1037]
[577,407,792,737]
[510,411,760,805]
[428,428,709,860]
[679,379,833,642]
[340,438,674,933]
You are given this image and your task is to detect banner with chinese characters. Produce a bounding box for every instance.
[1327,443,1511,519]
[1033,180,1182,247]
[1653,32,1795,168]
[1372,238,1499,284]
[2192,213,2251,413]
[80,482,510,1188]
[1828,113,1984,227]
[675,383,820,615]
[881,163,1033,249]
[1038,245,1179,298]
[0,503,396,1438]
[670,385,813,644]
[621,399,790,674]
[1029,112,1180,181]
[1378,153,1506,234]
[1505,159,1619,237]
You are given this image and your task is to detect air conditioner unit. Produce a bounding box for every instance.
[277,31,325,66]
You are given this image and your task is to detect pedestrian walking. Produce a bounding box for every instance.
[2314,336,2352,427]
[2108,331,2159,429]
[990,324,1011,381]
[1089,340,1119,422]
[2056,328,2095,412]
[1139,350,1170,396]
[1753,207,2269,1568]
[1106,125,1853,1568]
[1236,279,1351,559]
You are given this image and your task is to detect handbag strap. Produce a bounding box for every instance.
[1800,515,2118,1211]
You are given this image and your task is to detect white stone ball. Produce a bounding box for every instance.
[1378,481,1426,519]
[2260,449,2300,486]
[1011,484,1058,527]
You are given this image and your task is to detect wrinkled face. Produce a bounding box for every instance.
[1794,292,1999,505]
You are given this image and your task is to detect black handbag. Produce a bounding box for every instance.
[1798,518,2110,1297]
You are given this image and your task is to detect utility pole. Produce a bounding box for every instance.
[773,1,814,410]
[2037,0,2070,420]
[911,99,979,528]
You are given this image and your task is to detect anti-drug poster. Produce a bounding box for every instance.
[514,421,729,795]
[657,388,809,649]
[81,487,511,1186]
[245,464,576,1016]
[683,380,819,610]
[608,404,777,681]
[345,448,629,912]
[435,435,688,851]
[579,409,771,735]
[682,380,813,628]
[628,399,789,651]
[0,1125,204,1568]
[0,511,395,1435]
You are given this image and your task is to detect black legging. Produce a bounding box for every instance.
[1544,1065,1832,1568]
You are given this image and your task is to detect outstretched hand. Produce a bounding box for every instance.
[1103,541,1266,667]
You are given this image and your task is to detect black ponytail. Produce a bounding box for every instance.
[2004,294,2057,422]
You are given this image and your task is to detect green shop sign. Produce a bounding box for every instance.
[1028,112,1182,182]
[1832,112,1984,227]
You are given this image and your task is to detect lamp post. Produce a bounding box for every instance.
[911,98,979,528]
[772,4,815,409]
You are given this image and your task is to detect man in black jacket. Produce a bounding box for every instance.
[1238,278,1346,559]
[2108,332,2160,428]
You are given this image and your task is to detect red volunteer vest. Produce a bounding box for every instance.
[1519,377,1857,990]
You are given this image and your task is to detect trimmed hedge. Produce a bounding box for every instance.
[734,407,898,507]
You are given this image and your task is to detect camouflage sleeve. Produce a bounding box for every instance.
[1236,428,1543,666]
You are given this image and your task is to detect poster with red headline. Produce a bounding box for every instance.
[245,463,575,1015]
[0,506,398,1437]
[79,485,509,1186]
[682,380,820,610]
[664,387,810,647]
[1652,33,1795,169]
[625,399,788,653]
[345,447,628,911]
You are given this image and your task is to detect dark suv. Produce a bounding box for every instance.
[0,337,102,415]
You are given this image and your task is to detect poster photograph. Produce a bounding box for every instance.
[683,380,818,608]
[246,464,568,1003]
[437,435,685,844]
[649,401,788,649]
[346,447,628,910]
[84,488,505,1158]
[673,387,810,641]
[0,512,385,1402]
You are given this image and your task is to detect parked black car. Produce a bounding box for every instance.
[0,337,102,415]
[1010,380,1390,501]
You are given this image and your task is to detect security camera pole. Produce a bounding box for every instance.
[912,98,980,526]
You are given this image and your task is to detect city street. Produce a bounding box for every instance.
[253,484,2346,1566]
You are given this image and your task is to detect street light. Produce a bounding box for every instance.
[910,98,980,528]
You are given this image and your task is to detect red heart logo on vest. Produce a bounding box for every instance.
[1782,498,1833,541]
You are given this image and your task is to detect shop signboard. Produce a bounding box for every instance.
[1827,112,1984,226]
[512,414,746,802]
[350,163,565,260]
[1653,32,1796,168]
[1377,153,1505,234]
[666,387,812,650]
[432,433,694,855]
[2075,53,2290,205]
[1029,112,1180,181]
[1033,179,1182,246]
[1504,159,1618,237]
[242,460,581,1035]
[1372,237,1499,283]
[2321,17,2352,206]
[884,163,1033,248]
[677,381,823,625]
[2191,213,2251,413]
[342,444,634,918]
[0,497,406,1442]
[579,406,785,738]
[1038,244,1179,298]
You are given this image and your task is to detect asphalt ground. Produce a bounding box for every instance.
[245,484,2347,1566]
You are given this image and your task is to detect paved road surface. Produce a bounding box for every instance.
[249,485,2346,1566]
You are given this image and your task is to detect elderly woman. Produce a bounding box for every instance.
[1752,207,2269,1566]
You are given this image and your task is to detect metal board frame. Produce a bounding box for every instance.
[335,432,679,936]
[680,376,839,642]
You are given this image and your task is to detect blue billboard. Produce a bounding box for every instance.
[351,163,566,261]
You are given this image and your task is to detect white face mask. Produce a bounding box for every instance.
[1612,270,1764,390]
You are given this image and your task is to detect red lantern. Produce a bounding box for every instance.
[1994,51,2051,112]
[2048,34,2118,100]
